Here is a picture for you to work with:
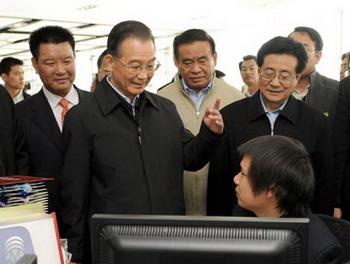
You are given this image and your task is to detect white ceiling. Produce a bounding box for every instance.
[1,0,350,91]
[0,0,348,60]
[0,0,317,55]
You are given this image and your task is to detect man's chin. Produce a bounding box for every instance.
[130,87,145,95]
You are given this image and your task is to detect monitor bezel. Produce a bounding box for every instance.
[91,214,309,263]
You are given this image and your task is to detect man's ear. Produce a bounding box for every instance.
[213,52,217,66]
[1,73,7,82]
[31,57,39,74]
[266,186,276,199]
[105,54,113,64]
[104,54,115,71]
[173,55,179,68]
[314,50,322,65]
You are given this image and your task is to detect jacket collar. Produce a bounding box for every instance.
[247,91,298,125]
[95,78,159,116]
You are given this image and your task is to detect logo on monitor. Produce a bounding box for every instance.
[0,226,35,264]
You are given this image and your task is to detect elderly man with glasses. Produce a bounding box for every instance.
[59,20,225,264]
[207,36,335,219]
[158,29,242,216]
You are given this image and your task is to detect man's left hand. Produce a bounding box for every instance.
[203,98,224,134]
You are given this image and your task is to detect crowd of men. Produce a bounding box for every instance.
[0,22,348,263]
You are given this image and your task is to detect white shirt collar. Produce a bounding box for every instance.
[42,85,79,109]
[106,75,139,106]
[13,89,24,104]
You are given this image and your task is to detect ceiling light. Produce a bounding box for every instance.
[77,4,98,11]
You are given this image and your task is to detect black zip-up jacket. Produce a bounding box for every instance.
[207,92,335,217]
[59,78,223,262]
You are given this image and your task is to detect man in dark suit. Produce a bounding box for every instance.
[16,26,89,213]
[0,84,27,175]
[0,57,29,103]
[289,26,338,124]
[60,20,224,263]
[233,135,343,264]
[207,37,335,217]
[334,76,350,221]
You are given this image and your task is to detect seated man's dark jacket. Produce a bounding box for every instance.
[207,92,334,216]
[232,205,344,264]
[60,78,223,262]
[0,85,27,175]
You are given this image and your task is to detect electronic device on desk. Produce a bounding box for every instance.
[91,214,309,264]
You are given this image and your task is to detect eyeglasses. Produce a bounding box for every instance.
[260,69,297,84]
[117,59,161,75]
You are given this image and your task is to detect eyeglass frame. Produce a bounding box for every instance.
[259,68,299,84]
[116,58,161,75]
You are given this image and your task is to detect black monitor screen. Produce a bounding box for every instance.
[91,215,309,264]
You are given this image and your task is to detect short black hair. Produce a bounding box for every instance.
[0,57,23,75]
[237,135,315,217]
[173,29,215,60]
[289,26,323,51]
[257,36,308,74]
[239,55,257,70]
[107,20,154,58]
[215,69,225,78]
[97,49,108,69]
[29,26,75,59]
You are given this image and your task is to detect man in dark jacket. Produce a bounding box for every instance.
[0,57,29,104]
[233,135,343,264]
[207,36,334,217]
[60,20,224,263]
[334,76,350,220]
[0,84,27,175]
[289,26,338,124]
[16,26,89,214]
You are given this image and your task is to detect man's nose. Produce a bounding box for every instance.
[233,174,240,185]
[270,74,281,86]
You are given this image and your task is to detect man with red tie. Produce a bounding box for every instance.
[15,26,89,213]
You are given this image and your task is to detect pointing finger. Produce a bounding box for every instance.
[213,98,221,111]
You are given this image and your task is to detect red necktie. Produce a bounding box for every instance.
[58,97,69,126]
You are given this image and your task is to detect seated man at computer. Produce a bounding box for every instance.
[233,135,343,264]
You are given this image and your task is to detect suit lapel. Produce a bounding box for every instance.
[31,90,62,150]
[75,85,90,100]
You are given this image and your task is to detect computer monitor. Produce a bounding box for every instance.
[91,214,309,264]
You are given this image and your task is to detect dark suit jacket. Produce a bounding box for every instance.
[15,87,90,213]
[334,76,350,220]
[207,92,335,216]
[232,206,344,264]
[23,91,31,99]
[0,85,27,175]
[305,71,339,125]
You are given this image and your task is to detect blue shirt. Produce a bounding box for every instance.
[259,94,288,135]
[181,78,211,111]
